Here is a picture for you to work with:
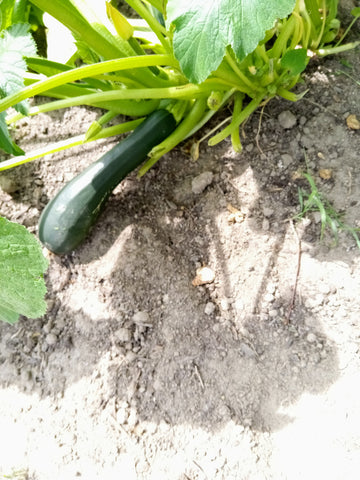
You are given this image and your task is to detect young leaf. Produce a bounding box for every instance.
[166,0,296,83]
[281,48,308,75]
[0,216,48,324]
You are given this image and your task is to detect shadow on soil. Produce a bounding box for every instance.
[1,53,359,433]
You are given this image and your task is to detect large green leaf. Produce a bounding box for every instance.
[0,23,36,103]
[166,0,296,83]
[0,217,48,324]
[0,22,36,155]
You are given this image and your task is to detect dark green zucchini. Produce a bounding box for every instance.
[38,109,176,254]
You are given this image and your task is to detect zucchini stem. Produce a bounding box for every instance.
[0,54,177,114]
[138,98,208,176]
[0,119,144,171]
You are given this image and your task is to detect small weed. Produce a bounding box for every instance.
[294,172,360,249]
[335,69,360,87]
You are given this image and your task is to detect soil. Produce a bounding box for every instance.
[0,6,360,480]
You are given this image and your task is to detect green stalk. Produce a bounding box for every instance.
[4,85,216,120]
[316,41,360,56]
[304,0,322,28]
[184,89,236,140]
[215,64,255,95]
[0,55,177,114]
[69,0,138,56]
[208,95,264,146]
[0,119,144,171]
[276,86,302,101]
[314,0,327,47]
[138,98,208,176]
[85,110,119,140]
[124,0,171,52]
[145,0,164,12]
[224,49,258,91]
[335,11,360,47]
[230,93,244,152]
[269,14,297,58]
[289,12,304,49]
[255,44,270,64]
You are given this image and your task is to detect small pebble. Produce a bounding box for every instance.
[0,175,18,193]
[132,311,151,325]
[192,266,215,286]
[191,171,214,195]
[306,332,317,343]
[278,110,297,129]
[239,342,257,359]
[220,298,231,311]
[264,293,275,303]
[43,321,53,334]
[55,317,66,330]
[45,333,58,346]
[233,298,244,313]
[116,407,129,425]
[204,302,216,316]
[281,153,293,168]
[262,218,270,231]
[268,309,278,318]
[263,207,274,217]
[127,408,138,429]
[115,328,132,343]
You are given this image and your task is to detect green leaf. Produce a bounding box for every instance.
[0,112,24,155]
[0,23,36,154]
[351,7,360,18]
[166,0,296,83]
[0,23,37,99]
[281,48,308,75]
[0,216,48,324]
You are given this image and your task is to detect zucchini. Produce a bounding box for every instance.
[38,109,176,254]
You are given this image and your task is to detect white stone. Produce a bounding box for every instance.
[191,171,214,194]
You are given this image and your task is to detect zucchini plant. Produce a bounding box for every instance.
[0,0,358,255]
[0,0,358,169]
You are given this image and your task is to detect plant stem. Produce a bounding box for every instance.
[0,119,144,171]
[208,95,264,146]
[184,89,236,140]
[230,93,244,152]
[314,0,327,48]
[270,14,297,58]
[316,41,360,56]
[138,98,208,176]
[145,0,164,12]
[224,49,257,91]
[124,0,171,52]
[0,55,177,114]
[335,13,360,47]
[8,85,217,120]
[276,86,299,101]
